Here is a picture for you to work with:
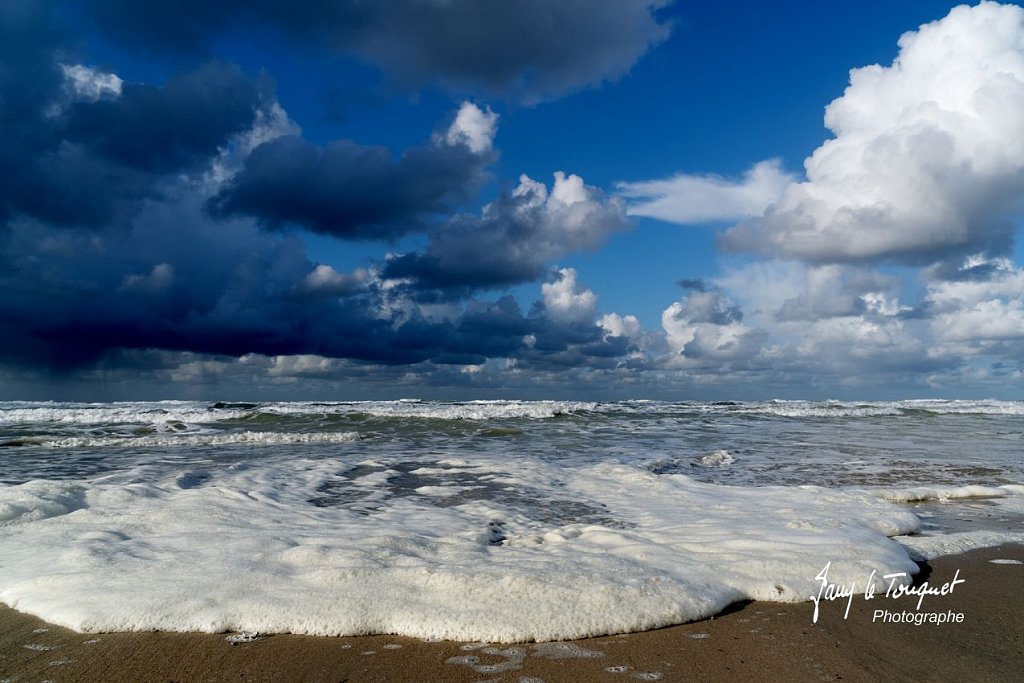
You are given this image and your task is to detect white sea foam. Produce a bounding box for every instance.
[0,401,249,426]
[738,399,1024,418]
[876,484,1024,505]
[211,399,595,421]
[882,484,1024,559]
[0,457,935,642]
[0,400,596,429]
[898,530,1024,560]
[35,431,360,449]
[0,481,86,526]
[693,449,735,467]
[3,399,1021,432]
[338,400,597,420]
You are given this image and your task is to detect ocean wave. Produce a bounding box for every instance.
[345,400,598,420]
[3,399,1021,429]
[0,400,599,427]
[0,401,251,427]
[728,399,1024,418]
[27,431,361,449]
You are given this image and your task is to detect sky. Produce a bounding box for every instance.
[2,0,1024,401]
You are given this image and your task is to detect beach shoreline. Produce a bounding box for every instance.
[2,543,1020,682]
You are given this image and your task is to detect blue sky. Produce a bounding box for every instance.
[2,1,1023,400]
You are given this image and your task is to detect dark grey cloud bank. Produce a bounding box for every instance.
[0,193,633,372]
[82,0,672,100]
[210,132,491,240]
[64,63,260,174]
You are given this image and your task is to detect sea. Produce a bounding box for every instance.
[1,399,1022,642]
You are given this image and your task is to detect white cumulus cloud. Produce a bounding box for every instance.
[598,312,642,339]
[926,257,1024,344]
[723,1,1024,264]
[661,290,765,365]
[441,102,499,153]
[542,267,597,323]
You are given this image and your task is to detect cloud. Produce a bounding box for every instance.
[0,56,265,230]
[695,258,1005,391]
[542,268,597,324]
[298,265,368,297]
[934,299,1024,342]
[723,2,1024,264]
[925,257,1024,345]
[661,290,765,365]
[619,159,794,224]
[775,265,903,322]
[83,0,673,101]
[209,102,495,240]
[120,263,174,294]
[383,172,630,293]
[598,313,642,341]
[0,177,643,376]
[62,62,261,174]
[265,354,343,379]
[0,12,643,383]
[60,64,122,102]
[676,279,707,292]
[440,102,499,154]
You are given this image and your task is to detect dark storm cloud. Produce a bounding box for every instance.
[0,193,633,373]
[382,210,545,292]
[449,297,533,356]
[0,37,261,229]
[0,2,65,117]
[383,173,630,295]
[209,133,491,240]
[83,0,672,100]
[0,218,391,368]
[2,1,478,240]
[63,62,260,173]
[0,0,71,224]
[0,2,641,379]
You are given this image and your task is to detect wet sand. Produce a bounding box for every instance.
[1,544,1021,682]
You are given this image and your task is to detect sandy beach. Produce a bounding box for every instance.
[1,543,1020,682]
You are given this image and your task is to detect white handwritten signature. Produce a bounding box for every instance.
[810,561,965,623]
